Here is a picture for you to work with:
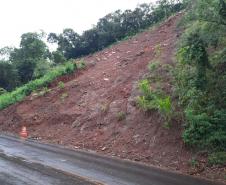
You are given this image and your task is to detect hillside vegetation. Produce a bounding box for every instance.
[175,0,226,163]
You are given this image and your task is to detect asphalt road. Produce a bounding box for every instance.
[0,135,223,185]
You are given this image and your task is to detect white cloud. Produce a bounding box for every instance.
[0,0,156,48]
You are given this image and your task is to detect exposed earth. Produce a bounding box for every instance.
[0,13,225,184]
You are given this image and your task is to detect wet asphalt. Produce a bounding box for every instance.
[0,134,224,185]
[0,152,95,185]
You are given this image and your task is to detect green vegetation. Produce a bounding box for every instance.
[136,0,226,163]
[148,60,161,72]
[208,152,226,166]
[0,88,7,95]
[0,32,51,91]
[58,81,65,89]
[10,32,50,84]
[137,79,173,126]
[189,158,199,168]
[174,0,226,156]
[0,62,77,110]
[0,61,19,91]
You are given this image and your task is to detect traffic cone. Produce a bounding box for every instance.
[20,126,28,139]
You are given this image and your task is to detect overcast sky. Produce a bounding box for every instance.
[0,0,157,48]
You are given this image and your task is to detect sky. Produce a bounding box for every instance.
[0,0,156,48]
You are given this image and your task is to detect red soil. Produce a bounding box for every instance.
[0,13,225,183]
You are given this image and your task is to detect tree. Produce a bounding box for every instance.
[82,28,100,53]
[0,61,19,90]
[52,51,66,64]
[48,1,184,59]
[193,0,226,26]
[10,32,49,83]
[0,47,14,60]
[33,59,51,79]
[219,0,226,20]
[48,29,82,59]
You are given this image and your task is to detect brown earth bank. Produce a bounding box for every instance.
[0,13,225,184]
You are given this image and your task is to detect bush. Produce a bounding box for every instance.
[208,152,226,166]
[137,79,173,125]
[137,80,158,111]
[58,81,65,89]
[148,61,161,72]
[157,96,172,126]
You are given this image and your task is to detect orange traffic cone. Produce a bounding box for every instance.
[20,126,28,139]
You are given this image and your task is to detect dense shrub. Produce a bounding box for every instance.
[208,152,226,166]
[174,0,226,152]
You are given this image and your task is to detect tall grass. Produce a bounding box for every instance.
[0,62,77,110]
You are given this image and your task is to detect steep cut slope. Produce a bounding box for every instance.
[0,14,224,183]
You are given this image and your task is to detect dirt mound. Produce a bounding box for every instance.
[0,14,225,183]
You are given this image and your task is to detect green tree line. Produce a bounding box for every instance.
[47,0,184,59]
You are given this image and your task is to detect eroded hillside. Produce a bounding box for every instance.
[0,14,225,183]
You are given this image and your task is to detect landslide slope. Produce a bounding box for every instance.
[1,13,216,180]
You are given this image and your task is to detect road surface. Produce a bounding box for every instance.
[0,134,223,185]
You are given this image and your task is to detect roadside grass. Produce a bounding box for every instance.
[0,62,77,110]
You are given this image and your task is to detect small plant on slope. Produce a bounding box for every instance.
[117,111,126,121]
[58,81,65,89]
[148,60,161,72]
[137,79,173,126]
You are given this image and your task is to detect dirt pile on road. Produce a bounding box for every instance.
[0,14,225,183]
